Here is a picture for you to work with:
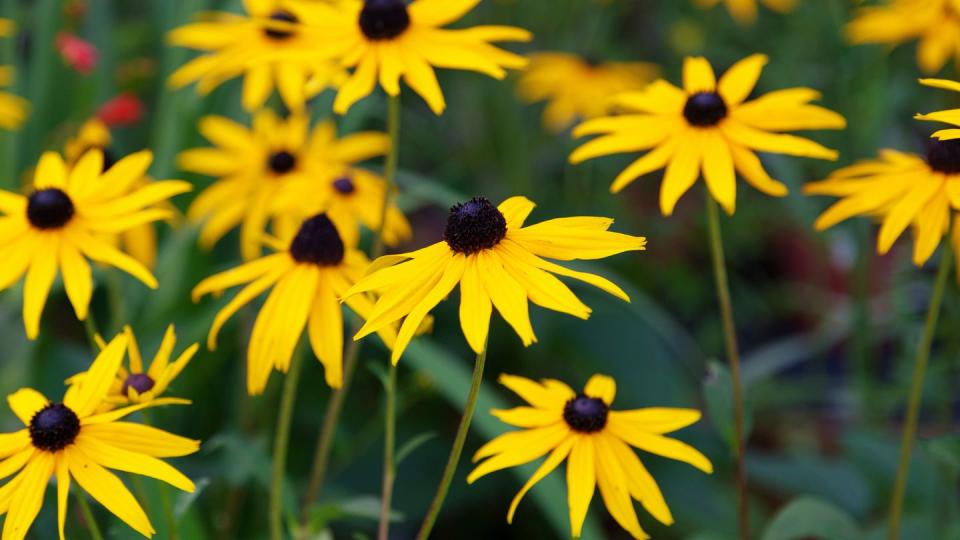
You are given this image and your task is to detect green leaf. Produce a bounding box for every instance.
[308,496,403,532]
[174,477,210,520]
[396,432,436,467]
[703,360,753,451]
[925,435,960,471]
[759,497,861,540]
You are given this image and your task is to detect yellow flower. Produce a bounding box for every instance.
[0,150,191,339]
[805,149,960,267]
[693,0,798,24]
[847,0,960,74]
[73,325,199,406]
[168,0,345,112]
[306,0,532,114]
[468,373,712,540]
[193,213,397,394]
[517,52,658,133]
[345,196,646,363]
[65,118,160,268]
[806,78,960,267]
[0,19,27,130]
[0,334,199,540]
[276,121,411,248]
[915,78,960,140]
[570,54,845,215]
[182,111,392,260]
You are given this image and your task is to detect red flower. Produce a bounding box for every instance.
[97,93,144,127]
[55,32,98,74]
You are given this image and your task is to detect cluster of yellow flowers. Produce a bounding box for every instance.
[0,0,954,538]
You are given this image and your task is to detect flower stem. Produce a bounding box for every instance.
[83,315,101,355]
[270,346,306,540]
[415,344,488,540]
[76,491,104,540]
[887,249,952,540]
[377,363,398,540]
[300,94,402,528]
[705,196,748,540]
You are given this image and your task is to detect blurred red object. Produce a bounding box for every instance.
[56,33,98,74]
[97,93,144,127]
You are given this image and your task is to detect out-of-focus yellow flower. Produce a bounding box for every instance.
[693,0,798,24]
[517,52,658,133]
[0,334,199,540]
[64,118,160,268]
[300,0,532,114]
[345,196,645,363]
[168,0,346,112]
[847,0,960,74]
[193,213,397,394]
[469,373,712,539]
[915,78,960,139]
[571,54,845,215]
[0,19,28,130]
[0,150,190,339]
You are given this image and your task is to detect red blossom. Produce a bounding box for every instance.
[97,93,144,127]
[55,32,98,74]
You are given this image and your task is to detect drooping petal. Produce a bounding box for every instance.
[76,434,195,492]
[566,436,596,537]
[506,437,575,523]
[468,423,570,480]
[81,422,200,457]
[2,451,54,540]
[65,446,155,537]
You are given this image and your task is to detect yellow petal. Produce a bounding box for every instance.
[7,389,48,426]
[717,54,767,106]
[459,256,493,354]
[2,451,53,540]
[584,375,616,405]
[81,422,200,457]
[507,437,575,523]
[65,334,128,418]
[702,131,737,214]
[594,435,648,539]
[33,152,67,189]
[468,423,570,481]
[682,56,715,94]
[567,436,596,537]
[22,235,59,340]
[65,446,155,537]
[76,434,195,492]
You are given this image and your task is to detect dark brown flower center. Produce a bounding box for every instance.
[359,0,410,41]
[562,395,608,433]
[27,188,75,229]
[123,373,155,395]
[443,197,507,254]
[268,151,297,174]
[333,176,356,195]
[264,10,298,40]
[29,403,81,452]
[290,214,345,265]
[926,138,960,174]
[683,92,727,127]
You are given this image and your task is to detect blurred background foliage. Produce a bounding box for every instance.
[0,0,958,538]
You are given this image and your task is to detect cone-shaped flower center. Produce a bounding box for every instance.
[27,188,75,229]
[444,197,507,254]
[264,10,298,40]
[29,403,81,452]
[268,151,297,174]
[123,373,156,395]
[683,92,728,127]
[333,176,356,195]
[563,395,608,433]
[359,0,410,41]
[290,214,345,265]
[926,138,960,174]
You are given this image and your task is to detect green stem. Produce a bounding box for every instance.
[886,249,952,540]
[75,492,104,540]
[705,196,749,540]
[415,344,488,540]
[377,363,398,540]
[83,316,100,355]
[299,94,402,529]
[270,347,306,540]
[141,409,179,540]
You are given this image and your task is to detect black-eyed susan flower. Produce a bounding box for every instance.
[0,150,191,339]
[305,0,532,114]
[73,325,199,406]
[168,0,345,112]
[65,118,160,268]
[468,373,712,539]
[193,213,397,394]
[847,0,960,74]
[276,120,410,248]
[805,78,960,267]
[0,20,27,130]
[570,54,845,215]
[0,333,199,540]
[517,52,657,133]
[345,196,646,363]
[693,0,797,24]
[182,112,392,260]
